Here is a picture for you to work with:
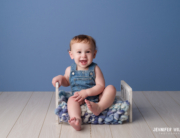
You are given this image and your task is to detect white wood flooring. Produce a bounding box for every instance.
[0,91,180,138]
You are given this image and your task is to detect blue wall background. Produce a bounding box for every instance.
[0,1,180,91]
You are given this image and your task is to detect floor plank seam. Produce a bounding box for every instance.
[6,92,34,138]
[133,98,156,138]
[90,124,92,138]
[38,92,54,138]
[109,125,113,138]
[142,91,178,138]
[58,123,62,138]
[166,92,180,107]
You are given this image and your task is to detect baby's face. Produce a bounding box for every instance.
[69,42,97,70]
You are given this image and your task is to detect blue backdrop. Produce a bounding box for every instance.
[0,1,180,91]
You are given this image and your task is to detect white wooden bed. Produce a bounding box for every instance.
[55,80,133,124]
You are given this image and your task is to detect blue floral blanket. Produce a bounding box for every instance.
[55,90,130,124]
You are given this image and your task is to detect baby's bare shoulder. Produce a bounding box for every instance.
[94,65,102,74]
[64,66,71,78]
[94,65,105,87]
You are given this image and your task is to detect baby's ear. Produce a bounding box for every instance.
[93,50,97,58]
[69,51,74,59]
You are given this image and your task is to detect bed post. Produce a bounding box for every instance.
[121,80,133,123]
[55,82,60,123]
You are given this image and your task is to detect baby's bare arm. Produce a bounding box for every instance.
[52,66,70,87]
[85,65,105,97]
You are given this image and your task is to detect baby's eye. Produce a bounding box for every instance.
[77,51,81,53]
[86,51,90,53]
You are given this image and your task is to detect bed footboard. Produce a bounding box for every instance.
[121,80,133,122]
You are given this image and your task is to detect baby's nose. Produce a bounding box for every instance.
[82,52,86,57]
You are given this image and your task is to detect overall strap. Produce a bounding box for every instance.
[71,62,77,71]
[88,62,97,71]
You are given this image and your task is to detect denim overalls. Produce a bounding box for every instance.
[69,62,99,102]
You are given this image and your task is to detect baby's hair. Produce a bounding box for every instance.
[69,34,97,51]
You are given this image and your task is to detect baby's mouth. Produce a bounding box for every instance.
[80,60,87,65]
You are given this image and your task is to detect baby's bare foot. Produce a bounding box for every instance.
[85,99,102,116]
[68,117,81,131]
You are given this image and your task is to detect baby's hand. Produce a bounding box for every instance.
[52,75,63,87]
[72,90,88,103]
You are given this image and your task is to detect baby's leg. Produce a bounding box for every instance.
[67,96,82,131]
[85,85,116,116]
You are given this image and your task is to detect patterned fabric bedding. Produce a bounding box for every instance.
[55,90,130,124]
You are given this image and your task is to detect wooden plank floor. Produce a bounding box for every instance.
[0,91,180,138]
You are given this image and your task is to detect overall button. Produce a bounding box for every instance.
[72,72,75,75]
[90,72,93,76]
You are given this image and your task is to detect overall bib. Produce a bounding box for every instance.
[69,62,99,102]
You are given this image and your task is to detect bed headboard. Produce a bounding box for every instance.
[121,80,133,122]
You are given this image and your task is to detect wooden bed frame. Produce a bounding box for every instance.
[55,80,133,123]
[120,80,133,123]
